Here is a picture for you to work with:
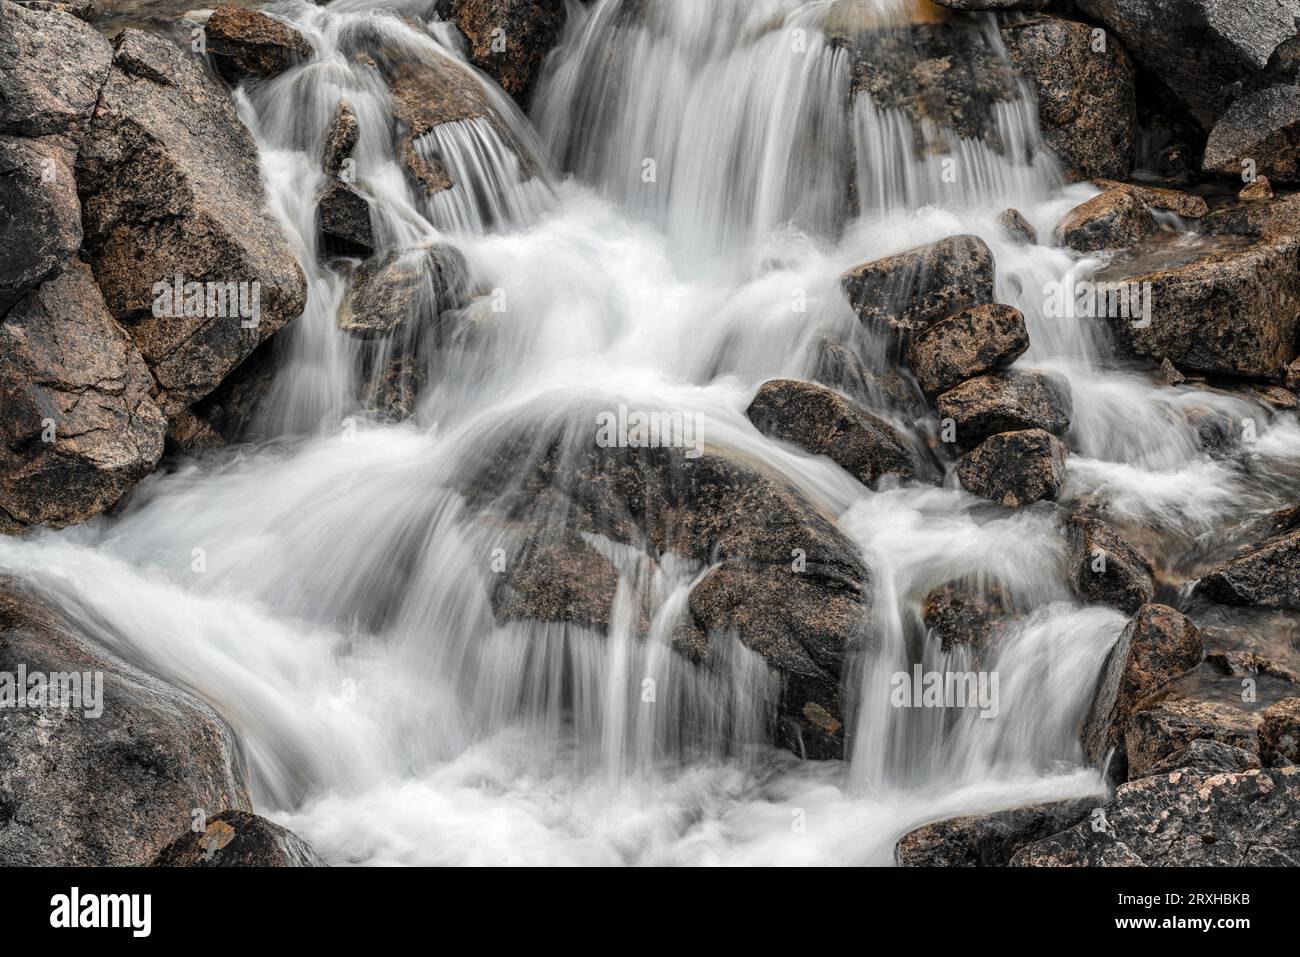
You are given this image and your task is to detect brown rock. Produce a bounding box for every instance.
[152,810,325,866]
[936,370,1072,451]
[1203,192,1300,238]
[0,0,113,137]
[1055,187,1157,252]
[0,136,82,311]
[1090,179,1208,218]
[451,0,566,106]
[339,243,469,339]
[1202,85,1300,184]
[956,429,1067,507]
[1065,514,1155,615]
[321,98,359,178]
[1146,738,1261,776]
[906,303,1029,398]
[316,180,374,258]
[1126,699,1261,779]
[895,797,1096,867]
[1239,176,1274,201]
[1260,698,1300,767]
[1196,526,1300,611]
[490,532,623,633]
[205,6,313,85]
[997,208,1037,245]
[921,580,1011,655]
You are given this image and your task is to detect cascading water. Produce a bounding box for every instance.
[3,0,1299,864]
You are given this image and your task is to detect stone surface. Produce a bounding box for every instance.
[0,578,251,865]
[0,262,166,530]
[1196,526,1300,611]
[1203,192,1300,238]
[152,810,325,866]
[956,429,1067,507]
[316,180,373,258]
[1001,14,1136,180]
[0,137,82,311]
[204,6,313,85]
[1202,85,1300,184]
[841,235,995,340]
[997,208,1037,245]
[1065,514,1155,615]
[1081,603,1204,780]
[338,243,469,339]
[451,0,566,106]
[921,580,1011,655]
[1126,699,1261,779]
[76,29,308,418]
[746,379,914,486]
[906,303,1029,398]
[936,371,1072,451]
[490,531,623,633]
[1240,176,1274,201]
[1091,179,1208,218]
[896,796,1096,867]
[1055,187,1157,252]
[0,0,113,137]
[321,97,358,178]
[1260,698,1300,767]
[1147,738,1261,776]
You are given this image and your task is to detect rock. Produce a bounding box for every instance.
[841,235,995,340]
[1000,14,1136,180]
[0,578,251,865]
[338,243,469,339]
[1206,650,1300,686]
[1260,698,1300,767]
[906,303,1029,398]
[1147,738,1261,776]
[921,580,1011,655]
[451,0,566,107]
[0,262,167,530]
[14,0,96,20]
[1011,767,1300,866]
[956,429,1067,507]
[936,371,1072,451]
[152,809,324,866]
[1158,357,1184,385]
[1203,192,1300,238]
[0,137,82,311]
[1126,699,1261,779]
[1090,179,1208,217]
[1054,187,1156,252]
[807,330,922,413]
[997,208,1037,245]
[1065,515,1155,615]
[896,797,1096,867]
[490,532,622,633]
[0,0,113,137]
[204,6,314,85]
[1075,0,1300,130]
[1288,358,1300,391]
[745,379,914,486]
[1103,237,1300,379]
[1081,604,1203,779]
[933,0,1047,8]
[165,408,225,456]
[1240,176,1274,201]
[76,29,308,418]
[1196,526,1300,611]
[316,180,374,258]
[321,98,359,178]
[1203,85,1300,184]
[191,337,278,442]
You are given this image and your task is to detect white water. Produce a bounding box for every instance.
[4,0,1299,864]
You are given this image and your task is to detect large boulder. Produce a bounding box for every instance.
[905,303,1029,399]
[1101,236,1300,380]
[152,810,325,867]
[1080,603,1203,781]
[1011,767,1300,866]
[75,29,308,418]
[1203,85,1300,184]
[1196,527,1300,611]
[1146,738,1261,776]
[0,0,113,138]
[0,137,82,311]
[1065,514,1155,615]
[1075,0,1300,130]
[0,578,251,865]
[1000,14,1136,180]
[956,429,1067,507]
[204,6,313,85]
[921,579,1011,658]
[841,235,995,340]
[936,371,1072,451]
[489,530,624,633]
[1054,187,1157,252]
[0,262,166,530]
[1260,698,1300,767]
[1090,179,1208,218]
[745,379,914,486]
[451,0,566,107]
[895,797,1096,867]
[316,181,374,258]
[338,243,469,339]
[1125,699,1261,779]
[1203,192,1300,238]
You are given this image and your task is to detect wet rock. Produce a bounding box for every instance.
[451,0,566,107]
[956,429,1067,507]
[1075,0,1300,130]
[1126,699,1261,779]
[1196,526,1300,611]
[1103,237,1300,379]
[936,371,1072,451]
[808,329,922,413]
[895,797,1097,867]
[1203,192,1300,238]
[338,243,469,339]
[1202,85,1300,184]
[321,98,359,178]
[76,29,308,418]
[1147,738,1261,776]
[316,180,374,258]
[997,208,1037,245]
[1011,767,1300,866]
[0,578,251,865]
[490,532,623,633]
[1054,187,1156,252]
[152,810,325,867]
[14,0,96,20]
[0,137,82,312]
[1240,176,1274,201]
[165,408,225,457]
[921,580,1011,655]
[191,337,278,442]
[746,379,914,486]
[1000,14,1136,180]
[1206,650,1300,686]
[1158,357,1184,385]
[0,0,113,137]
[906,303,1029,398]
[841,235,995,340]
[1090,179,1208,218]
[1260,698,1300,767]
[1081,603,1203,779]
[1065,514,1155,615]
[204,6,313,85]
[0,262,166,530]
[933,0,1047,8]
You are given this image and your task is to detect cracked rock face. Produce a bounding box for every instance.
[0,136,83,312]
[0,262,166,530]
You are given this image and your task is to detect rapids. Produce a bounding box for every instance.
[4,0,1299,864]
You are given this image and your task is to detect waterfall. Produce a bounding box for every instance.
[3,0,1298,865]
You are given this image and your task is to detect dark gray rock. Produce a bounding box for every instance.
[896,797,1097,867]
[1126,699,1261,779]
[316,180,374,258]
[956,429,1067,507]
[1055,187,1157,252]
[1147,738,1261,776]
[936,371,1072,451]
[0,0,113,137]
[1203,85,1300,183]
[1196,526,1300,611]
[1065,514,1155,615]
[1260,697,1300,767]
[204,6,314,85]
[0,137,82,312]
[451,0,566,107]
[997,208,1037,245]
[921,580,1011,656]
